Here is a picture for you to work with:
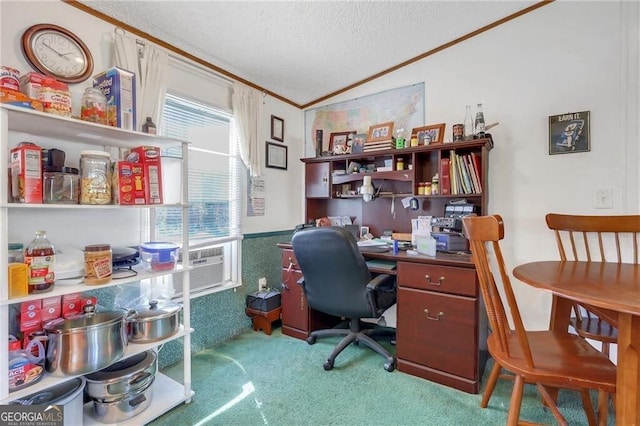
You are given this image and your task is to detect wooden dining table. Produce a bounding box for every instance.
[513,260,640,425]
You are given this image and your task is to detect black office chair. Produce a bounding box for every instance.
[291,226,397,372]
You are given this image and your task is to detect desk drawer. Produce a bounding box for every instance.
[397,287,478,380]
[398,262,477,297]
[281,249,299,270]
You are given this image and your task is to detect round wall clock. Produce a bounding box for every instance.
[21,23,94,84]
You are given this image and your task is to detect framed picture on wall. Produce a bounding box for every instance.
[271,115,284,142]
[548,111,590,155]
[266,141,287,170]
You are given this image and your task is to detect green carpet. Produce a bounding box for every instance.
[149,327,612,425]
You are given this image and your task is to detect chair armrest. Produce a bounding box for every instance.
[366,274,396,317]
[366,274,395,291]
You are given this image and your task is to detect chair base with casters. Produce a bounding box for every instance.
[306,317,396,372]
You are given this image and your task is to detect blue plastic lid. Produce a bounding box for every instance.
[140,242,179,262]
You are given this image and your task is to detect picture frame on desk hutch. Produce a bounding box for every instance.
[329,131,355,155]
[412,123,445,145]
[367,122,394,143]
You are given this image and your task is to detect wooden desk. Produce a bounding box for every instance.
[277,243,488,393]
[513,261,640,426]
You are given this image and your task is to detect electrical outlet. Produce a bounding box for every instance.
[594,188,613,209]
[258,277,267,291]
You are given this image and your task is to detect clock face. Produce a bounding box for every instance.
[22,24,94,84]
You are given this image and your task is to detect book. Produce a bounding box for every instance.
[470,152,482,193]
[440,158,451,195]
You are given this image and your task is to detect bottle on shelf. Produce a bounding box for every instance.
[464,105,474,140]
[24,230,56,294]
[142,116,157,134]
[475,103,486,138]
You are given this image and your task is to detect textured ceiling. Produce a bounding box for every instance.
[77,1,540,108]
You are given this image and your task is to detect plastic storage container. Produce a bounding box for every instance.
[43,167,79,204]
[8,242,23,263]
[139,242,179,272]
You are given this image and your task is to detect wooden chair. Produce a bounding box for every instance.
[462,215,616,426]
[545,213,640,355]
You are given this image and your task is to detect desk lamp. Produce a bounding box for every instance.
[361,176,375,202]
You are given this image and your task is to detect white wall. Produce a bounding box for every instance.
[306,1,639,330]
[0,0,303,235]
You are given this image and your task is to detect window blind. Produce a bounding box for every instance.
[157,93,242,246]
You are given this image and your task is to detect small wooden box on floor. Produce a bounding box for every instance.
[246,307,281,335]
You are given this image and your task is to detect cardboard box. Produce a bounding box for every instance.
[62,293,82,317]
[1,88,43,112]
[11,142,42,203]
[21,300,42,313]
[93,67,136,130]
[19,72,45,99]
[113,161,146,205]
[41,296,61,321]
[127,146,163,204]
[19,309,41,331]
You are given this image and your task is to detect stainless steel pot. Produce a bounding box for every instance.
[43,306,134,377]
[10,377,86,426]
[90,377,154,423]
[85,350,157,401]
[128,300,182,343]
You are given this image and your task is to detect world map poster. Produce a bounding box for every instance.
[304,83,425,157]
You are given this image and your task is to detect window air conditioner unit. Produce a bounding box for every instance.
[174,246,224,296]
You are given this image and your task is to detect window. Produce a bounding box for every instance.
[156,93,243,297]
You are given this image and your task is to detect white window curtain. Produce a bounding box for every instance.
[231,82,262,177]
[114,31,169,130]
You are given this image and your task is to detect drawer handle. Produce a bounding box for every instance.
[424,275,445,286]
[322,176,328,184]
[424,309,444,321]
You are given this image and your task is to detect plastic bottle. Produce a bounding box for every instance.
[475,103,486,138]
[431,174,440,195]
[142,117,157,134]
[464,105,474,140]
[8,335,45,391]
[81,87,108,125]
[24,230,56,294]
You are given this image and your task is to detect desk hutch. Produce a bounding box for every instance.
[278,138,492,394]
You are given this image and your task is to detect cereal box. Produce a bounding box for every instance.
[113,161,146,205]
[1,88,43,112]
[11,142,42,203]
[93,67,136,130]
[127,146,163,204]
[19,72,45,99]
[0,65,20,91]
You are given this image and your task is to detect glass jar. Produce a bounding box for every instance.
[84,244,112,285]
[43,167,79,204]
[80,150,112,205]
[24,230,55,294]
[431,174,440,195]
[417,183,425,195]
[8,243,24,263]
[81,87,108,125]
[396,158,404,171]
[424,182,432,195]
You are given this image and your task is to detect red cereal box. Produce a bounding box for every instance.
[113,161,146,205]
[127,146,163,204]
[11,142,42,203]
[19,309,41,331]
[93,67,136,130]
[0,65,20,91]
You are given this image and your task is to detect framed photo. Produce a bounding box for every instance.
[271,115,284,142]
[360,226,370,239]
[329,131,354,155]
[548,111,590,155]
[351,133,367,154]
[265,141,287,170]
[367,121,394,143]
[411,123,446,145]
